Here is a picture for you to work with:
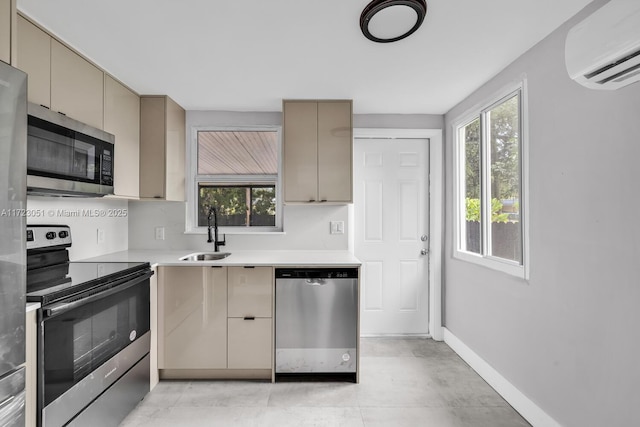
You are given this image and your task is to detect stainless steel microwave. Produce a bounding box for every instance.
[27,103,114,197]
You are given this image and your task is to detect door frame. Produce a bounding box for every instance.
[352,128,443,341]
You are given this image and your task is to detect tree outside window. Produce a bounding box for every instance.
[459,91,523,264]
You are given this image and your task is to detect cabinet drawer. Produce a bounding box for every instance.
[228,267,272,317]
[228,317,272,369]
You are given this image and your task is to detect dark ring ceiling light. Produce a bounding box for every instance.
[360,0,427,43]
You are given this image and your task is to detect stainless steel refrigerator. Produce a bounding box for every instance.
[0,60,27,426]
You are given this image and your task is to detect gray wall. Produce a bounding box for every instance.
[443,1,640,426]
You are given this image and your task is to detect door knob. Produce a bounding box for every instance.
[421,248,428,255]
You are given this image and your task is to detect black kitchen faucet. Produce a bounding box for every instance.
[206,206,226,252]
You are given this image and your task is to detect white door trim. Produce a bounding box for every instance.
[353,128,444,341]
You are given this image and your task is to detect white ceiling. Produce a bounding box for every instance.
[17,0,593,114]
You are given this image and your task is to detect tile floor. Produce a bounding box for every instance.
[120,338,530,426]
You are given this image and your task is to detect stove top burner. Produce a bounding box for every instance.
[26,224,152,306]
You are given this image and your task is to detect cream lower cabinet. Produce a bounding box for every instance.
[158,266,227,370]
[227,267,273,370]
[158,265,273,379]
[25,309,36,427]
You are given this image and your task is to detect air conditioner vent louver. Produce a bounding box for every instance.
[566,0,640,90]
[584,47,640,80]
[596,61,640,85]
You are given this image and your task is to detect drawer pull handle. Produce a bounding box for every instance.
[243,316,255,320]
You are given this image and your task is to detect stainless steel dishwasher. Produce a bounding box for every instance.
[275,268,358,380]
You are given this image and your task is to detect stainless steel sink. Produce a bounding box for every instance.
[179,252,231,261]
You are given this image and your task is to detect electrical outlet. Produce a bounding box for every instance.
[155,227,165,240]
[97,228,105,244]
[330,221,344,235]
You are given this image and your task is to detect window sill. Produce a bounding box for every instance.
[184,227,285,236]
[453,250,527,280]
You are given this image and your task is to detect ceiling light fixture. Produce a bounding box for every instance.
[360,0,427,43]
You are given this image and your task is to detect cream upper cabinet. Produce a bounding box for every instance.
[139,95,185,201]
[158,266,228,370]
[0,0,13,65]
[283,101,318,202]
[51,39,104,129]
[16,15,50,107]
[104,76,140,198]
[283,100,353,203]
[317,101,353,202]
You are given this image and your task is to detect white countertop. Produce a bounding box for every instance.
[79,249,361,267]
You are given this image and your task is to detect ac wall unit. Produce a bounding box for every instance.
[565,0,640,90]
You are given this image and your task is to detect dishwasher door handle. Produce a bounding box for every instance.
[305,279,326,286]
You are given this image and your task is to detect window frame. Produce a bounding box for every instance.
[452,80,529,279]
[186,125,283,235]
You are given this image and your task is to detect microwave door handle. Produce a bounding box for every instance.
[43,271,153,318]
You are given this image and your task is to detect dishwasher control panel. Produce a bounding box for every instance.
[275,268,358,279]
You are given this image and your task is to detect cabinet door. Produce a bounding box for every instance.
[51,39,104,129]
[16,15,50,107]
[139,95,185,201]
[104,76,140,198]
[25,309,36,427]
[318,101,353,202]
[228,318,272,369]
[283,101,318,202]
[228,267,273,318]
[164,96,185,201]
[159,266,227,369]
[0,0,10,64]
[139,96,166,199]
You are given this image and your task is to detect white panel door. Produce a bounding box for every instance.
[354,138,429,335]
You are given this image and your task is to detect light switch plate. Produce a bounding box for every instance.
[155,227,165,240]
[330,221,344,235]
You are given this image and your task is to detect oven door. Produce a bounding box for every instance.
[38,271,151,427]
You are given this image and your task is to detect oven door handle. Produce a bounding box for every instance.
[43,270,153,318]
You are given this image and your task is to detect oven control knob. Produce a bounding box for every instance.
[45,232,56,240]
[58,231,69,239]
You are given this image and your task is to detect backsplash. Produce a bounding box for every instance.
[27,196,129,260]
[127,200,350,252]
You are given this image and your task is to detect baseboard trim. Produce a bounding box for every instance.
[443,328,561,427]
[360,333,431,338]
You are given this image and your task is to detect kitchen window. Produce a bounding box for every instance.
[188,127,282,233]
[453,83,528,278]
